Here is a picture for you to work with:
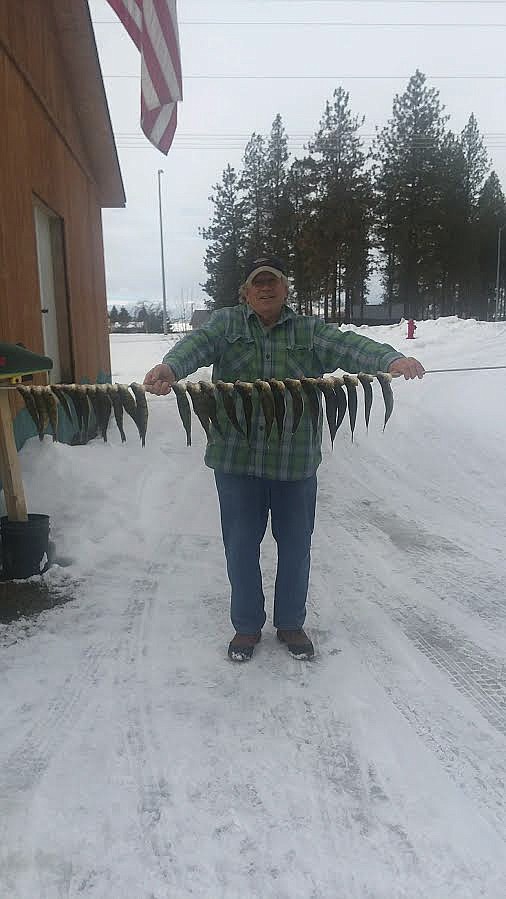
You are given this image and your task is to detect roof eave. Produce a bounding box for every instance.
[52,0,126,208]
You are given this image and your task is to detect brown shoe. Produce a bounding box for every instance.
[277,628,314,659]
[228,631,261,662]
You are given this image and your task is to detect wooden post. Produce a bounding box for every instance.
[0,391,28,521]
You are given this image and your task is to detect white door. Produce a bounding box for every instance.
[34,203,61,383]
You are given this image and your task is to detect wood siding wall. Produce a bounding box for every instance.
[0,3,112,386]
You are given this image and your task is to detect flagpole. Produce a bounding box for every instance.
[157,169,168,336]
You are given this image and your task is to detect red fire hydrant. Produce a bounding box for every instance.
[407,319,417,339]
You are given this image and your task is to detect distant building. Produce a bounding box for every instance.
[351,304,404,326]
[187,306,403,330]
[190,310,212,329]
[109,321,146,334]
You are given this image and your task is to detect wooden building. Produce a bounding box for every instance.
[351,303,405,326]
[0,1,125,444]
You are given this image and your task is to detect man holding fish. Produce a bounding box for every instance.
[144,256,424,662]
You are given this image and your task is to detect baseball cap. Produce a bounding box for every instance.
[244,255,288,285]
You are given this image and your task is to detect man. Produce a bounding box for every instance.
[144,256,425,662]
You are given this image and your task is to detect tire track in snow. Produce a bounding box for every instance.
[340,605,506,836]
[118,461,209,887]
[351,515,506,736]
[411,560,506,627]
[0,641,108,803]
[333,497,506,627]
[311,530,506,834]
[317,503,506,732]
[384,604,506,735]
[256,626,424,895]
[120,536,225,891]
[297,696,420,875]
[121,564,178,886]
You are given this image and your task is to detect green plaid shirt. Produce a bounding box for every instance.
[163,304,403,480]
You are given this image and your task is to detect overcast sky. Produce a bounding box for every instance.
[89,0,506,316]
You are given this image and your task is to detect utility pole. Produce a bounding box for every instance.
[179,287,188,332]
[494,224,505,322]
[157,169,168,335]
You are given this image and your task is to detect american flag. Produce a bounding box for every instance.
[106,0,182,154]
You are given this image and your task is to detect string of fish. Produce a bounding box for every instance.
[16,383,149,446]
[171,374,394,448]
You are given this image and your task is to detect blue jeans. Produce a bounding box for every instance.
[214,472,317,634]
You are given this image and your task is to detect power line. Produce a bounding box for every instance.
[103,73,506,80]
[93,20,506,26]
[114,130,506,137]
[113,1,506,4]
[113,133,506,153]
[188,1,506,2]
[114,141,506,150]
[116,145,506,150]
[185,1,506,3]
[210,1,506,3]
[114,142,506,149]
[115,143,506,147]
[184,1,506,3]
[114,130,506,148]
[119,140,506,143]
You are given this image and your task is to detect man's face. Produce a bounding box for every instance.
[245,272,288,325]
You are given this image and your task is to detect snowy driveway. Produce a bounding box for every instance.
[1,321,506,898]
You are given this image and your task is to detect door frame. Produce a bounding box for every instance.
[33,195,74,384]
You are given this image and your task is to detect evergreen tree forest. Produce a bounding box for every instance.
[201,72,506,322]
[108,303,172,333]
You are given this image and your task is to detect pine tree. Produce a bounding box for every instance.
[309,87,371,322]
[477,172,506,319]
[373,70,449,318]
[108,304,119,324]
[117,306,131,326]
[135,303,149,327]
[201,165,245,309]
[286,156,320,315]
[432,133,468,316]
[240,133,269,259]
[264,114,291,258]
[461,114,489,210]
[132,303,170,333]
[457,115,490,316]
[147,304,169,333]
[342,172,375,322]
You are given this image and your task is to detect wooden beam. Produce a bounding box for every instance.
[0,391,28,521]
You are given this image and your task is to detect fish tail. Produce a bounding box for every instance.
[129,382,149,446]
[173,382,192,447]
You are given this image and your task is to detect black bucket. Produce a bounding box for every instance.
[0,514,50,580]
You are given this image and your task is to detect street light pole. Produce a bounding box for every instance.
[494,224,505,322]
[157,169,168,335]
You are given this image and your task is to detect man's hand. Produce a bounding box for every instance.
[143,363,176,395]
[388,357,425,380]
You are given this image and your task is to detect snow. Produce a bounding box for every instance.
[1,317,506,898]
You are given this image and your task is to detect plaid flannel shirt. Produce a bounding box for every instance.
[163,304,403,480]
